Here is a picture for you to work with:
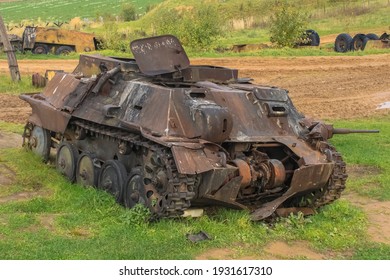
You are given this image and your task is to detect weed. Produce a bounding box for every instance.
[120,204,151,227]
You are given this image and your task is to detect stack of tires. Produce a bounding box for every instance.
[334,32,387,52]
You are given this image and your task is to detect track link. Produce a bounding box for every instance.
[312,146,347,208]
[73,120,196,218]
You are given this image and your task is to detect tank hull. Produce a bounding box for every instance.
[20,36,347,220]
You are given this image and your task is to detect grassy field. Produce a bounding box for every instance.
[0,150,377,259]
[1,0,389,57]
[0,0,163,23]
[331,117,390,201]
[0,75,37,94]
[0,116,389,260]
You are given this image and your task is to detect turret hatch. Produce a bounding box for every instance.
[130,35,190,76]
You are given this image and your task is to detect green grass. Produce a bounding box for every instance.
[0,75,38,95]
[0,51,80,60]
[330,116,390,200]
[0,0,163,23]
[308,3,390,36]
[0,121,24,134]
[0,116,389,259]
[187,46,390,58]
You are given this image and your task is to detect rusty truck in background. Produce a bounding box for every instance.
[21,26,100,55]
[1,26,101,55]
[0,33,22,51]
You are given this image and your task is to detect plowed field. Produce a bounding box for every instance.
[1,54,389,124]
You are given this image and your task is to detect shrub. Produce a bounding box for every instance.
[121,3,137,22]
[100,22,129,52]
[154,5,224,51]
[269,1,307,48]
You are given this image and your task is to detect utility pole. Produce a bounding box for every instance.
[0,15,21,82]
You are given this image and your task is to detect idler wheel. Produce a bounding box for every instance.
[98,160,127,202]
[56,142,79,182]
[29,125,51,162]
[76,153,99,187]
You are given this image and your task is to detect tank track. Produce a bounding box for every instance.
[288,144,348,209]
[72,120,196,218]
[312,145,347,208]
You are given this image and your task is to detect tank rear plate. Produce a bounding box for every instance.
[130,35,190,76]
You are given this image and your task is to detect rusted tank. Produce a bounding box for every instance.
[19,35,378,220]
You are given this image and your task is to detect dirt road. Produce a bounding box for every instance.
[1,54,389,124]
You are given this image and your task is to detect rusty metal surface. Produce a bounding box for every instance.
[73,54,138,77]
[20,35,365,220]
[32,73,46,88]
[19,94,71,133]
[42,73,82,109]
[171,146,215,174]
[22,26,36,49]
[130,35,190,76]
[232,159,251,188]
[250,163,333,221]
[182,66,238,83]
[290,163,334,193]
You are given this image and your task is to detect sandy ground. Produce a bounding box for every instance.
[0,55,389,259]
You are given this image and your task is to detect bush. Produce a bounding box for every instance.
[120,204,151,227]
[100,22,129,52]
[154,5,224,51]
[269,1,307,48]
[121,3,137,22]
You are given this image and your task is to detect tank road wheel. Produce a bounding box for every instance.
[32,44,49,55]
[28,125,52,162]
[123,167,147,209]
[98,160,127,202]
[56,142,79,182]
[76,153,99,187]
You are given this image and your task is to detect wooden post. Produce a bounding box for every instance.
[0,15,21,82]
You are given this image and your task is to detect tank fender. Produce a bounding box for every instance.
[19,94,71,133]
[171,145,221,174]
